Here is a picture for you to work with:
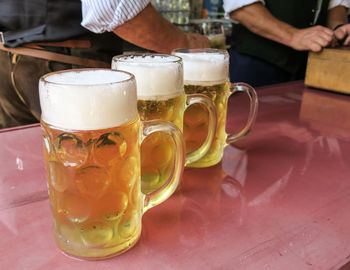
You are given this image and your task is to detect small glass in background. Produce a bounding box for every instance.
[151,0,191,25]
[191,19,226,49]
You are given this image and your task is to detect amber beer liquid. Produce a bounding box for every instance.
[42,119,142,259]
[183,81,229,167]
[39,69,184,260]
[113,54,217,189]
[173,49,258,168]
[172,50,228,167]
[112,55,185,193]
[137,94,185,193]
[39,69,141,259]
[208,33,226,50]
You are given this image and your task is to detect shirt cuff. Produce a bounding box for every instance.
[223,0,265,23]
[81,0,150,33]
[329,0,350,10]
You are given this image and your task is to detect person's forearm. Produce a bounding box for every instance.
[230,3,297,47]
[230,2,334,52]
[327,5,348,29]
[113,4,199,53]
[327,5,350,45]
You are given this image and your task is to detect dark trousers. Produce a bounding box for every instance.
[0,50,72,128]
[228,48,304,87]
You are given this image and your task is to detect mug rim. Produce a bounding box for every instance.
[40,68,135,87]
[172,48,228,55]
[112,53,182,65]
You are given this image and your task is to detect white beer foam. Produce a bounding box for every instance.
[173,52,228,85]
[39,69,138,130]
[113,55,183,100]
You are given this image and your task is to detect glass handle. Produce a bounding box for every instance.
[141,119,185,213]
[184,94,217,166]
[226,83,259,144]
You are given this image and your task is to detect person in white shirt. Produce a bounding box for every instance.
[82,0,209,53]
[223,0,350,87]
[0,0,209,128]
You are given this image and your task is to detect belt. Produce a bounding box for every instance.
[0,39,110,68]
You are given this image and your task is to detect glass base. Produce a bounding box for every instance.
[185,153,223,168]
[55,228,141,261]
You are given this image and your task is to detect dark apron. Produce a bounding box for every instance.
[230,0,330,75]
[0,0,124,128]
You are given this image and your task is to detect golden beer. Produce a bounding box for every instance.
[39,69,184,260]
[184,81,229,167]
[138,94,185,193]
[42,118,142,259]
[113,53,217,183]
[172,48,258,168]
[208,33,226,50]
[137,94,185,131]
[191,19,226,49]
[112,55,185,194]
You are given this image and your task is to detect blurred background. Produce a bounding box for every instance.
[151,0,232,47]
[124,0,232,51]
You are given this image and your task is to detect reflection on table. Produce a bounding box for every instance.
[1,81,350,269]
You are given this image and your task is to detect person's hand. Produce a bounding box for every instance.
[334,24,350,46]
[290,25,334,52]
[184,33,210,49]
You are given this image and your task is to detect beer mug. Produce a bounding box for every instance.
[172,48,258,168]
[39,69,185,260]
[191,19,226,49]
[112,54,217,192]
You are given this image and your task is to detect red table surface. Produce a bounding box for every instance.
[1,81,350,270]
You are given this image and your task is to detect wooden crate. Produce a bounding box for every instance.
[305,47,350,94]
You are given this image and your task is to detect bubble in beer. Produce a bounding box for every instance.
[54,133,88,167]
[48,161,70,192]
[75,166,111,199]
[204,89,217,101]
[58,193,91,223]
[94,132,127,166]
[98,191,128,221]
[138,99,175,121]
[80,220,114,247]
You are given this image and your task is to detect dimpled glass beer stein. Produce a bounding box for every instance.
[112,54,217,192]
[39,69,185,260]
[172,48,258,168]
